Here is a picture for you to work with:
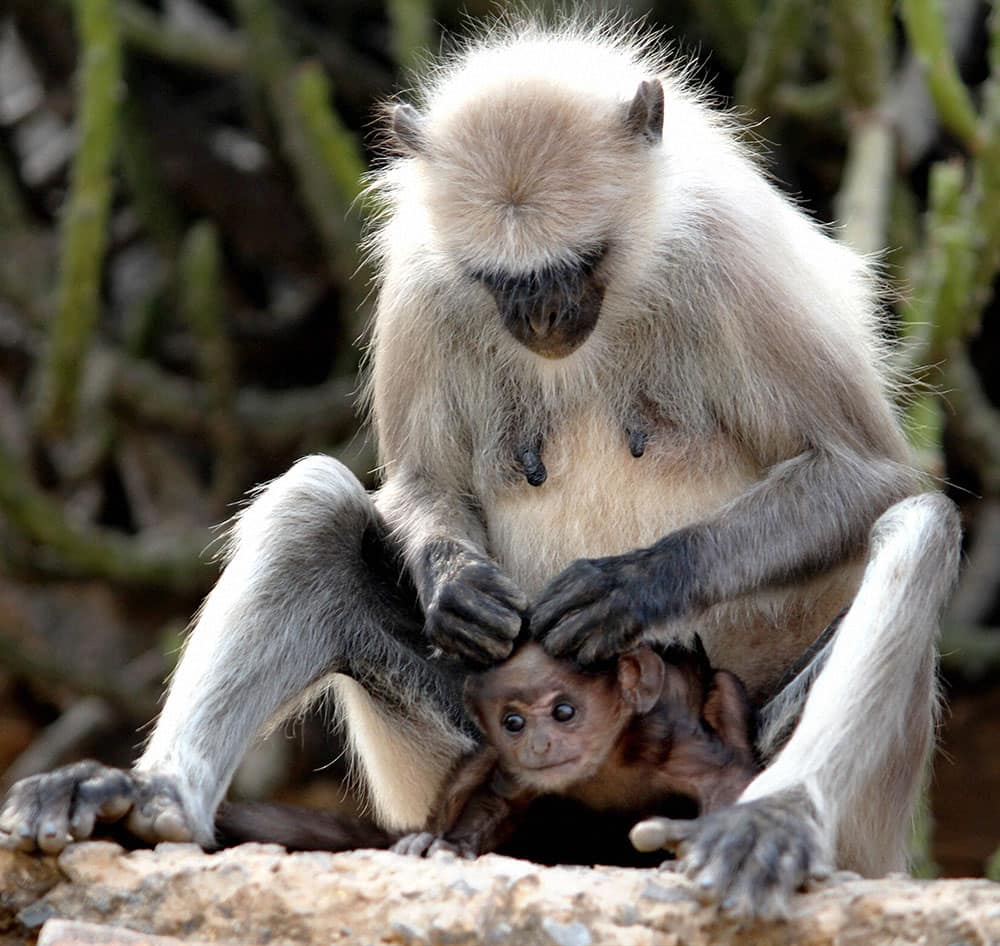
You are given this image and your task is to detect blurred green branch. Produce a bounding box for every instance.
[119,99,183,254]
[735,0,809,115]
[689,0,761,70]
[900,0,982,152]
[0,441,212,592]
[830,0,892,109]
[387,0,434,75]
[33,0,122,436]
[771,79,841,120]
[830,0,894,254]
[233,0,365,290]
[116,0,247,74]
[177,222,242,504]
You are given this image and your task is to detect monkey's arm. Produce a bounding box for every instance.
[371,263,527,665]
[532,446,913,662]
[393,747,529,857]
[377,471,526,665]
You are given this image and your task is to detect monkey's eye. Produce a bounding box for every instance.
[502,713,525,734]
[552,703,575,722]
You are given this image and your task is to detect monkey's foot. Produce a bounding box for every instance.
[391,832,472,859]
[0,761,196,854]
[629,788,831,920]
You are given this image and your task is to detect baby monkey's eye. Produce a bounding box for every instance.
[502,712,525,733]
[552,703,575,722]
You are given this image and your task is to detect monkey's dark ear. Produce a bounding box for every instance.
[391,103,428,155]
[703,671,755,754]
[624,79,664,144]
[617,647,665,714]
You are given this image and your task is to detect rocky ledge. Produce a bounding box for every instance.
[2,842,999,946]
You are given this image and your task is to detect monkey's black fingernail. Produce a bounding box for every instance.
[519,446,547,486]
[627,428,648,458]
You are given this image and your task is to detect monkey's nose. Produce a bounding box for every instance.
[530,732,551,755]
[527,308,558,337]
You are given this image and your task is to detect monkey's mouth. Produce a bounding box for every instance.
[498,285,604,359]
[522,757,583,773]
[478,257,606,360]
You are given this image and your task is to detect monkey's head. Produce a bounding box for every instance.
[465,643,665,791]
[385,32,666,359]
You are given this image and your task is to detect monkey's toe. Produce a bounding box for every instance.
[125,773,194,843]
[427,837,462,858]
[391,832,438,857]
[0,760,129,854]
[689,793,828,918]
[633,791,829,920]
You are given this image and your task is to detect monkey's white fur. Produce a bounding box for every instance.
[129,19,959,881]
[740,492,959,874]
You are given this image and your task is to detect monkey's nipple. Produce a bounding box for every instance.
[518,445,547,487]
[627,428,648,458]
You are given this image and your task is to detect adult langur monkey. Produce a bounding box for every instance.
[1,20,961,917]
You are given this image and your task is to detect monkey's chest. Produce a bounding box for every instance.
[482,410,757,599]
[479,409,857,697]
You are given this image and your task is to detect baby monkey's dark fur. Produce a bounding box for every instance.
[218,640,759,862]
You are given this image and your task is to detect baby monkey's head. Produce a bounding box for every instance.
[464,642,666,792]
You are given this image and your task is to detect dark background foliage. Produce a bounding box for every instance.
[0,0,997,877]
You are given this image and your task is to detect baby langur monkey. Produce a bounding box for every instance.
[392,641,759,859]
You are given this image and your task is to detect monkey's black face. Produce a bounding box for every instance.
[475,249,606,359]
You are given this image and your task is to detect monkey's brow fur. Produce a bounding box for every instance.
[0,14,962,922]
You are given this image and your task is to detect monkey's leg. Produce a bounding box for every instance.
[631,493,961,918]
[0,456,469,852]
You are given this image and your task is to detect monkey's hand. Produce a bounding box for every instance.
[422,545,527,666]
[391,832,475,859]
[531,541,684,662]
[629,788,831,920]
[0,761,198,853]
[531,536,696,662]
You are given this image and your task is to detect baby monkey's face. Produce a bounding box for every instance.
[469,644,630,792]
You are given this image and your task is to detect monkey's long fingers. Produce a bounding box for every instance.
[444,586,523,640]
[467,563,529,615]
[429,613,516,665]
[543,603,614,659]
[0,760,126,853]
[629,816,696,853]
[718,834,799,920]
[427,837,462,857]
[391,832,436,857]
[70,768,135,839]
[530,560,609,643]
[576,611,644,664]
[427,576,524,664]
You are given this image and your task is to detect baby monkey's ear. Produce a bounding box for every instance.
[617,647,665,714]
[703,671,756,754]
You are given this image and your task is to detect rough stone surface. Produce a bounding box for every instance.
[1,842,999,946]
[36,919,214,946]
